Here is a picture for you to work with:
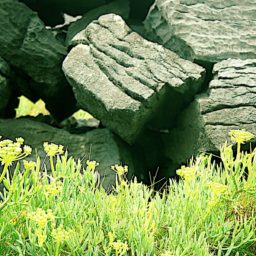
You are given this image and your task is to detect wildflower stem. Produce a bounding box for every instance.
[236,142,241,161]
[50,156,56,178]
[55,241,60,256]
[0,163,10,184]
[0,190,12,211]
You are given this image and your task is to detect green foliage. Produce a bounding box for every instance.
[15,96,49,118]
[0,130,255,255]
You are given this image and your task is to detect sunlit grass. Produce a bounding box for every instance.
[15,96,49,118]
[15,96,94,122]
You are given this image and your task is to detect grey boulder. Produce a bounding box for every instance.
[0,0,76,119]
[145,0,256,62]
[0,57,11,115]
[63,14,205,144]
[164,59,256,165]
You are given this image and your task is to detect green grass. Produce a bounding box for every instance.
[0,130,255,255]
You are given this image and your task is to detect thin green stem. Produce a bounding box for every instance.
[55,241,60,256]
[0,163,9,184]
[236,142,241,161]
[0,190,13,211]
[50,157,56,178]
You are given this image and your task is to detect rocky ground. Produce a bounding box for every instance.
[0,0,255,188]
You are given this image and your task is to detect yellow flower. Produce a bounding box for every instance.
[111,164,128,176]
[176,166,196,180]
[110,240,128,255]
[51,224,70,242]
[161,252,175,256]
[27,208,55,228]
[86,160,99,172]
[27,208,55,247]
[16,137,24,145]
[0,137,32,166]
[229,129,254,144]
[23,160,37,171]
[207,182,228,196]
[43,142,64,157]
[44,181,63,197]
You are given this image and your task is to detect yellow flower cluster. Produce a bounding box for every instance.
[111,164,128,176]
[176,166,196,181]
[43,142,64,157]
[207,182,228,196]
[27,208,55,246]
[44,181,63,197]
[0,137,32,166]
[23,160,37,171]
[51,224,70,243]
[229,129,254,144]
[161,252,175,256]
[110,240,128,255]
[27,208,55,228]
[86,160,99,172]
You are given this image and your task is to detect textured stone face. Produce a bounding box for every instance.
[63,14,205,144]
[0,76,10,114]
[145,0,256,62]
[0,0,76,119]
[0,118,134,190]
[0,57,11,115]
[164,59,256,165]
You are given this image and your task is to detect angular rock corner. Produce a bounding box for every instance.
[63,14,205,144]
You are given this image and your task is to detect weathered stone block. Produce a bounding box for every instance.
[164,59,256,165]
[145,0,256,62]
[63,14,205,144]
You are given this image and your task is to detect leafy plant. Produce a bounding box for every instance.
[0,130,255,255]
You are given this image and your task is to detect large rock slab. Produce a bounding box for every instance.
[145,0,256,62]
[0,76,10,115]
[0,0,76,119]
[0,118,134,190]
[66,0,129,45]
[0,57,11,115]
[164,59,256,166]
[63,14,205,144]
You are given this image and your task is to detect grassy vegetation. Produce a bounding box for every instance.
[0,130,255,255]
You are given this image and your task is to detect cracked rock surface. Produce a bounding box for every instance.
[0,118,134,190]
[0,57,11,115]
[164,58,256,165]
[63,14,205,144]
[0,0,76,120]
[144,0,256,62]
